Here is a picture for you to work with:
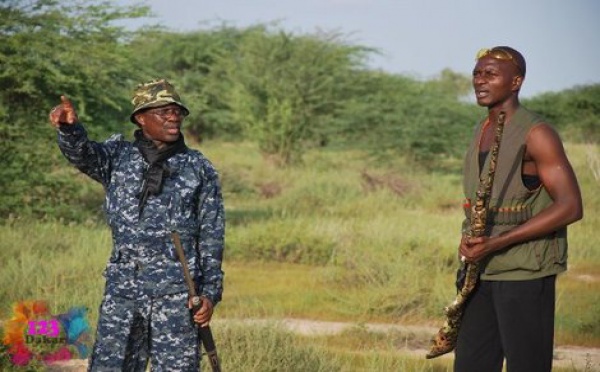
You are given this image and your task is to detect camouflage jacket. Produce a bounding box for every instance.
[57,124,225,304]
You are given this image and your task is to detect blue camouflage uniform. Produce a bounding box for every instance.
[57,120,224,371]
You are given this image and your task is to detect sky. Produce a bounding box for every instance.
[115,0,600,98]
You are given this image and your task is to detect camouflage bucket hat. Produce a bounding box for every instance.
[130,79,190,123]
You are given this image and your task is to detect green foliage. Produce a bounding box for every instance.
[216,323,343,371]
[1,2,597,221]
[524,84,600,142]
[211,25,371,164]
[227,219,336,265]
[0,222,109,319]
[205,139,600,327]
[0,0,151,126]
[0,141,598,367]
[328,70,480,167]
[425,68,473,98]
[0,0,151,220]
[131,25,374,164]
[130,25,480,167]
[128,26,246,140]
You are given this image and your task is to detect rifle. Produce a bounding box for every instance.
[426,111,506,359]
[171,231,222,372]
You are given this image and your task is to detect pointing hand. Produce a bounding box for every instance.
[49,95,79,128]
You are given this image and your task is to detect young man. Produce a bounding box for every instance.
[50,79,225,371]
[454,47,583,372]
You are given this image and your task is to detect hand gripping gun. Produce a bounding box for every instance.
[171,231,222,372]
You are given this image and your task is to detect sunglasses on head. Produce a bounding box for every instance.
[476,48,524,75]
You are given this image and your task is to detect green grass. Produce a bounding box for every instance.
[1,140,598,370]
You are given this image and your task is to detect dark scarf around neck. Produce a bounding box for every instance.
[134,129,187,215]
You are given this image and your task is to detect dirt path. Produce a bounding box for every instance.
[42,318,600,371]
[283,318,600,370]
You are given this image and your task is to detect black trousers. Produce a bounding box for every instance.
[454,275,556,372]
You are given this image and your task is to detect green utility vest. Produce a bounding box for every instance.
[463,107,567,281]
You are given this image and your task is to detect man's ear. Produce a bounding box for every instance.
[512,75,524,92]
[134,113,145,127]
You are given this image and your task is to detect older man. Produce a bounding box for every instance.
[50,79,225,371]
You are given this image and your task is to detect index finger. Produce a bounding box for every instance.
[60,95,73,108]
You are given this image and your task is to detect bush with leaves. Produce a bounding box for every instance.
[209,25,372,165]
[524,84,600,143]
[327,69,480,167]
[0,0,152,220]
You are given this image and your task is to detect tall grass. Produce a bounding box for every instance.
[205,140,600,340]
[0,222,110,320]
[214,323,343,371]
[1,140,598,370]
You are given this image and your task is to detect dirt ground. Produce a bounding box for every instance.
[40,318,600,371]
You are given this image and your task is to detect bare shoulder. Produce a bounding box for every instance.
[525,122,567,162]
[527,122,561,141]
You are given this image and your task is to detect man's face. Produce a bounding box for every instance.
[135,104,186,147]
[472,56,522,108]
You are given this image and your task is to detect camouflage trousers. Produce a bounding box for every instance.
[88,292,199,372]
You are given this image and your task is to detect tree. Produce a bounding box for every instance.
[0,0,151,220]
[328,69,479,167]
[129,26,247,140]
[209,25,372,165]
[524,84,600,143]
